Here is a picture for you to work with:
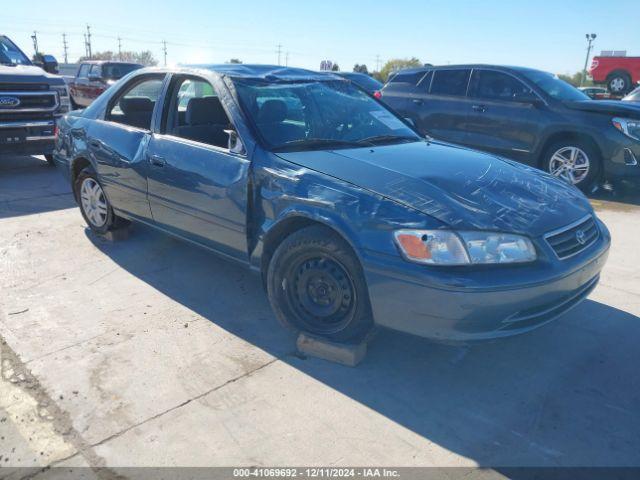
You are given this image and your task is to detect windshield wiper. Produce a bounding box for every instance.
[355,135,420,146]
[271,138,364,152]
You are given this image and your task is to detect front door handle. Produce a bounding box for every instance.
[472,104,487,113]
[149,154,166,167]
[412,98,424,105]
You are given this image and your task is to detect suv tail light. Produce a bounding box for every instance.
[373,90,382,99]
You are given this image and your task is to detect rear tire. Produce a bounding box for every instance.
[542,140,601,193]
[74,167,127,234]
[267,225,373,343]
[607,72,632,95]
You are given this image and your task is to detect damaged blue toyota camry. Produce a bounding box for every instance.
[52,65,610,343]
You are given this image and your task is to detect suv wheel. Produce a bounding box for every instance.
[608,73,631,95]
[542,141,600,192]
[75,168,126,234]
[266,225,373,343]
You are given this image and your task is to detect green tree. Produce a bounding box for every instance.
[228,58,242,64]
[380,57,422,82]
[353,64,369,74]
[331,63,340,71]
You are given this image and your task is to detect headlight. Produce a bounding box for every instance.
[51,85,70,112]
[612,117,640,142]
[394,230,537,265]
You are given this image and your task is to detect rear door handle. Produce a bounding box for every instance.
[149,154,166,167]
[412,98,424,105]
[472,104,487,113]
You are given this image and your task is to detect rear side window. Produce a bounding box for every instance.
[430,69,471,96]
[388,71,427,85]
[107,75,165,130]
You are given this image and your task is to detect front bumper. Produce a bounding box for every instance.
[362,221,611,341]
[601,129,640,179]
[0,119,56,156]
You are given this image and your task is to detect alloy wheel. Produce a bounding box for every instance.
[80,178,108,228]
[610,77,626,93]
[548,146,590,185]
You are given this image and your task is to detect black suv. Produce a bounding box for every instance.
[380,65,640,191]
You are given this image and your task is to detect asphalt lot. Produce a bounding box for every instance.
[1,154,639,475]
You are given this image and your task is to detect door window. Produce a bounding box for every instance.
[430,69,471,96]
[77,64,90,78]
[471,70,536,102]
[107,75,164,130]
[164,77,232,148]
[89,64,101,78]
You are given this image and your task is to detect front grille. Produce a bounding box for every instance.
[0,83,49,91]
[545,215,599,259]
[0,90,58,113]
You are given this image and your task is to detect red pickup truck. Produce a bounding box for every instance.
[68,60,142,109]
[589,56,640,95]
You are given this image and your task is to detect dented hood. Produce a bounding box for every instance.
[276,141,592,236]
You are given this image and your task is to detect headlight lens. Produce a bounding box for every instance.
[394,230,537,265]
[612,117,640,142]
[51,85,70,113]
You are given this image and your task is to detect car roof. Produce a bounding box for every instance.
[183,64,342,81]
[82,60,142,65]
[390,64,551,76]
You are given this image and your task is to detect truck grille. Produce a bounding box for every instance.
[0,84,58,113]
[544,215,599,260]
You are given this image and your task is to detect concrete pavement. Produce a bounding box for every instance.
[1,155,639,474]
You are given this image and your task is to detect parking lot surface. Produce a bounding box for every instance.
[1,155,639,474]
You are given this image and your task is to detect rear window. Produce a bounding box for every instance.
[388,70,427,85]
[430,69,471,96]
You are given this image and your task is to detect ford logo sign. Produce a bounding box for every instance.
[0,96,21,108]
[575,229,587,245]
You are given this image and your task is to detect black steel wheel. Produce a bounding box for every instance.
[267,225,373,343]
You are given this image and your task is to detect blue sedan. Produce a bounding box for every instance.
[52,65,610,343]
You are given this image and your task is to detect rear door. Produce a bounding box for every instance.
[415,68,472,145]
[145,74,250,262]
[465,69,546,160]
[86,73,166,221]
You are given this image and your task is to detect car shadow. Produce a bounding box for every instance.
[0,155,76,219]
[85,224,640,467]
[588,180,640,209]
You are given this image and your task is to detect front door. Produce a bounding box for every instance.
[146,75,250,262]
[464,69,546,162]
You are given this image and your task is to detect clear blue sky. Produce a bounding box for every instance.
[3,0,638,74]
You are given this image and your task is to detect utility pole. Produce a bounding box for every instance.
[375,54,381,72]
[86,24,92,59]
[62,33,68,63]
[117,36,122,60]
[31,31,39,57]
[285,51,289,67]
[162,40,167,66]
[581,33,597,86]
[276,44,282,66]
[83,33,88,58]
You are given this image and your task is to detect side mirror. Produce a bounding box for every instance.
[41,55,59,74]
[224,129,246,155]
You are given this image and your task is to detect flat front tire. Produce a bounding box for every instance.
[267,225,373,343]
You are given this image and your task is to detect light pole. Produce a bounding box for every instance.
[581,33,597,86]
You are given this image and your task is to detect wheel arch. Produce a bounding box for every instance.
[258,211,363,286]
[70,156,93,200]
